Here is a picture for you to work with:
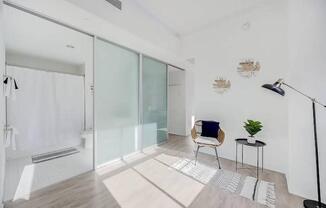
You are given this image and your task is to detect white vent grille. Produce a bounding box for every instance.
[105,0,122,10]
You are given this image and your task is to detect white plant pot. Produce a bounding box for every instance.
[247,137,256,144]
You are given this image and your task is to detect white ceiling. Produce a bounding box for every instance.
[134,0,264,36]
[66,0,264,37]
[4,5,92,65]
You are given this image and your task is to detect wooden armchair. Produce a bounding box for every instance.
[191,120,225,169]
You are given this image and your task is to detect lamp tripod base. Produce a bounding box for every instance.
[304,200,326,208]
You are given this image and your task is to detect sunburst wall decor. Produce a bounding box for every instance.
[213,77,231,94]
[237,59,261,78]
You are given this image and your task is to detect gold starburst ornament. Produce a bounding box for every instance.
[213,77,231,94]
[237,59,261,78]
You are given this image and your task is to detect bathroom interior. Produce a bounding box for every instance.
[2,2,184,202]
[3,5,94,201]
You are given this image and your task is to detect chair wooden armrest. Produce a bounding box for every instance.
[217,128,225,146]
[191,126,198,141]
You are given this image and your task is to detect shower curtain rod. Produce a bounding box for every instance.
[6,63,85,77]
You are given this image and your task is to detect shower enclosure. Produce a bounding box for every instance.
[3,4,94,201]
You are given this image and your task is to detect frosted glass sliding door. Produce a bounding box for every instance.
[95,39,139,166]
[142,56,168,148]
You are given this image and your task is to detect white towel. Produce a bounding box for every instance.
[3,77,17,100]
[4,126,18,150]
[240,176,257,200]
[4,77,11,97]
[11,78,16,100]
[4,128,10,147]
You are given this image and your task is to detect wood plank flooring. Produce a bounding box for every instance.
[4,135,304,208]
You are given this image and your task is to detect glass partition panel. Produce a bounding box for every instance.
[142,56,167,148]
[95,39,139,166]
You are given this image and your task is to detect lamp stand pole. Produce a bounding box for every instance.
[282,83,325,207]
[303,100,325,208]
[263,80,326,207]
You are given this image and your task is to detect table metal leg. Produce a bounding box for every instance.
[236,143,238,171]
[195,145,200,165]
[214,147,221,169]
[257,147,259,178]
[262,147,264,172]
[241,144,244,166]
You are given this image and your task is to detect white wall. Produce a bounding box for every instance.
[168,66,186,136]
[8,0,181,66]
[0,0,5,206]
[181,0,289,173]
[288,0,326,202]
[184,60,196,136]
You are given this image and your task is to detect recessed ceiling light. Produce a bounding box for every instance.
[66,44,75,49]
[242,22,251,31]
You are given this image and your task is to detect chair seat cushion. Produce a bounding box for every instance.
[195,136,220,146]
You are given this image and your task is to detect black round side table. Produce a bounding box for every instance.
[235,138,266,178]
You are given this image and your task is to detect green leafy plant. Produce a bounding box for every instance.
[243,120,263,137]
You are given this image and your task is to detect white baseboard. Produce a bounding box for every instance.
[168,132,188,137]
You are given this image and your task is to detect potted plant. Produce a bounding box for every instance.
[243,120,263,144]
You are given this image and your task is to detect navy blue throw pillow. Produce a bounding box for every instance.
[201,121,220,138]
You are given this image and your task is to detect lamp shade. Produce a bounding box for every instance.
[262,81,285,96]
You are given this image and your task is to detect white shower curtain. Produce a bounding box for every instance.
[6,66,84,159]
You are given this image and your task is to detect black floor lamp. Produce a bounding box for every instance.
[262,79,326,208]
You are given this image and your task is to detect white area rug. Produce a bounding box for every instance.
[155,154,217,184]
[156,154,276,208]
[240,176,276,208]
[215,169,276,208]
[215,169,242,193]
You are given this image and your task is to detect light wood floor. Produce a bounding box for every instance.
[4,135,304,208]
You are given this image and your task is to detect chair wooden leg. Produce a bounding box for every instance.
[195,145,200,165]
[214,146,222,169]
